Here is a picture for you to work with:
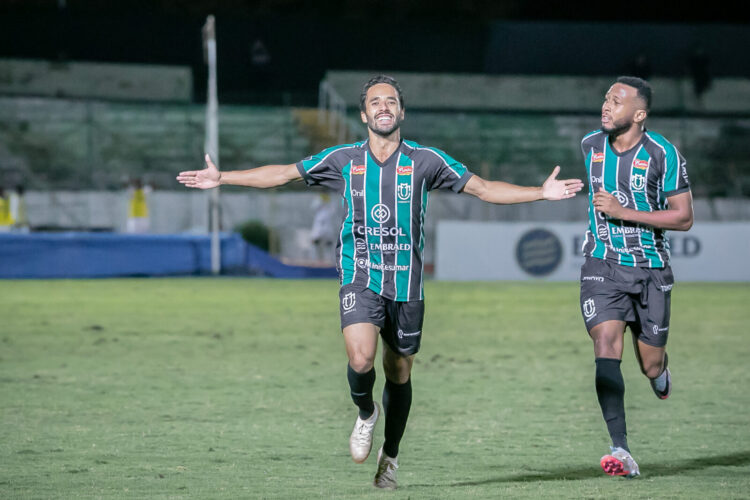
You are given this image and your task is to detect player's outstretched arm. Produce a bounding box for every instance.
[463,166,584,204]
[177,154,302,189]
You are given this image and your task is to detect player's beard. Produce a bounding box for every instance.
[367,113,402,137]
[601,117,632,137]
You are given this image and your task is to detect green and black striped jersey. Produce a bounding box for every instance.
[581,129,691,268]
[296,139,473,301]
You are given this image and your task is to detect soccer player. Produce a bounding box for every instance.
[178,75,584,489]
[579,76,693,478]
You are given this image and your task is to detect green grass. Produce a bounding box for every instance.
[1,279,749,499]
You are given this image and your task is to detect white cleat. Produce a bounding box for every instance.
[600,446,640,478]
[349,402,379,463]
[373,447,398,490]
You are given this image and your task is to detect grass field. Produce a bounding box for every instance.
[1,278,749,499]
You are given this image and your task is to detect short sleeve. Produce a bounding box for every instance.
[295,145,348,192]
[421,147,474,192]
[661,144,690,197]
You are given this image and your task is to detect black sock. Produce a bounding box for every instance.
[595,358,629,452]
[382,378,412,458]
[347,364,375,419]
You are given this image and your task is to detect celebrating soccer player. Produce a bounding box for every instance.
[178,75,583,489]
[579,76,693,478]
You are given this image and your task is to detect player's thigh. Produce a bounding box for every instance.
[580,258,635,334]
[343,322,380,371]
[340,285,386,371]
[589,320,628,359]
[631,266,673,349]
[380,299,425,358]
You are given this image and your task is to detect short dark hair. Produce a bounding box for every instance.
[359,75,405,112]
[616,75,652,111]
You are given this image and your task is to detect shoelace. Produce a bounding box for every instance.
[353,420,374,445]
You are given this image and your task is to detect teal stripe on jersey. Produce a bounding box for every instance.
[630,147,663,268]
[646,131,680,194]
[300,143,357,174]
[418,178,428,300]
[403,140,468,178]
[364,152,383,293]
[603,141,634,266]
[586,149,606,259]
[395,153,413,301]
[340,161,356,284]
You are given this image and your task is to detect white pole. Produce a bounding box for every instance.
[203,15,221,275]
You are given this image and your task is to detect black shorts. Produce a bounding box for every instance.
[579,257,674,347]
[339,284,425,356]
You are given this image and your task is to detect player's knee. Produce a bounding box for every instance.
[640,360,664,379]
[348,352,375,373]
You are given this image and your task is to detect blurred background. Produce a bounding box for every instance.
[1,0,748,279]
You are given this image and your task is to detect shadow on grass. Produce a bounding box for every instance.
[417,450,750,487]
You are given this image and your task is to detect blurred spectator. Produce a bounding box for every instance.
[310,191,338,263]
[10,185,29,233]
[126,178,151,233]
[689,46,712,99]
[627,52,652,80]
[0,186,14,232]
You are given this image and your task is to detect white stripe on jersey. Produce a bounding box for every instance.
[403,142,464,178]
[305,145,358,174]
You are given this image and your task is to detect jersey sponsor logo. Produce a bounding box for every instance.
[397,183,411,202]
[592,152,605,163]
[633,159,649,170]
[351,189,364,197]
[605,243,646,254]
[597,224,610,241]
[631,173,646,191]
[582,275,605,282]
[397,165,413,175]
[583,297,596,320]
[370,242,411,252]
[610,225,642,236]
[371,204,391,224]
[357,258,409,272]
[612,190,629,206]
[652,325,669,335]
[342,292,356,312]
[681,165,689,183]
[357,226,406,237]
[397,329,421,339]
[352,164,366,175]
[355,239,367,253]
[590,175,603,186]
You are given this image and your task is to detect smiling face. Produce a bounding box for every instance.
[361,83,404,137]
[601,82,648,136]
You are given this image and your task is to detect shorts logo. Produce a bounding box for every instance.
[397,183,411,201]
[633,159,649,170]
[342,292,356,312]
[352,165,366,175]
[397,165,413,175]
[397,329,421,339]
[631,173,646,191]
[583,298,596,319]
[371,204,391,224]
[652,325,669,335]
[592,153,604,163]
[582,275,604,282]
[597,224,610,241]
[652,325,659,336]
[660,284,673,292]
[612,190,629,206]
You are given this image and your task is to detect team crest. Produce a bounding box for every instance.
[583,298,596,319]
[342,292,356,311]
[631,173,646,191]
[397,183,411,201]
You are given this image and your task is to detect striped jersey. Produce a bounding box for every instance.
[296,139,473,301]
[581,129,691,268]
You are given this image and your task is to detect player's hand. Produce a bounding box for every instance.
[541,166,584,200]
[593,187,625,218]
[176,154,221,189]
